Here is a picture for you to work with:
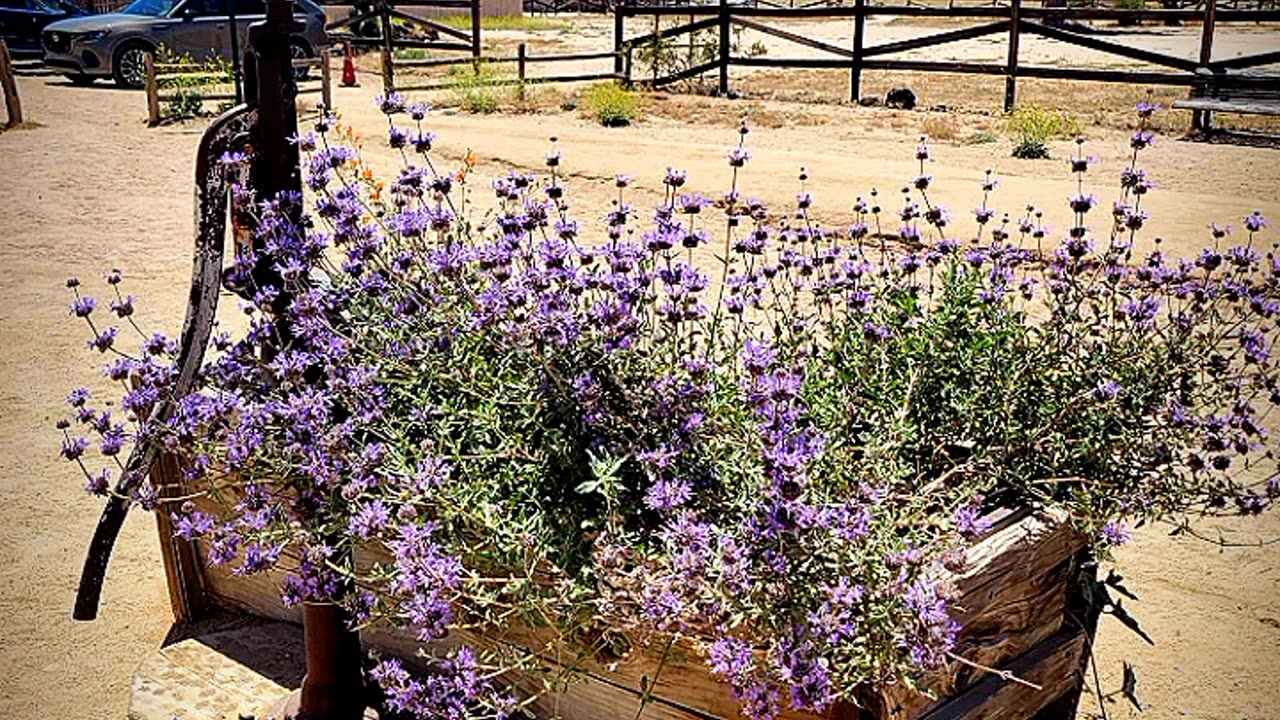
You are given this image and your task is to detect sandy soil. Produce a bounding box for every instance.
[2,53,1280,720]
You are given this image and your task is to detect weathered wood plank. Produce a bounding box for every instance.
[1173,99,1280,115]
[194,501,1085,720]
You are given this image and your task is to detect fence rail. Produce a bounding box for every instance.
[614,0,1280,109]
[145,53,331,126]
[392,42,624,92]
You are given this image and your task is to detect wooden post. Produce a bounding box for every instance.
[613,0,624,76]
[687,13,694,73]
[652,13,660,85]
[516,41,526,101]
[0,39,24,128]
[145,51,160,126]
[379,0,395,94]
[1194,0,1217,130]
[320,46,332,110]
[1004,0,1021,112]
[470,0,482,59]
[623,43,633,88]
[718,0,730,96]
[851,0,865,102]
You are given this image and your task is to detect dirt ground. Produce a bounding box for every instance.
[3,34,1280,720]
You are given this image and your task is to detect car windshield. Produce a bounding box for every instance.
[121,0,180,16]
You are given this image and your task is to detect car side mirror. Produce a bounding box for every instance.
[181,7,195,21]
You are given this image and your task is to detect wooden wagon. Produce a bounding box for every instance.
[72,4,1100,716]
[140,496,1097,720]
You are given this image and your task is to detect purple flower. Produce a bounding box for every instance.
[349,500,391,539]
[645,478,693,511]
[70,296,96,317]
[707,636,753,680]
[173,510,216,540]
[1091,379,1120,402]
[1135,99,1162,118]
[728,147,751,167]
[67,388,91,407]
[1244,211,1269,233]
[1101,520,1132,546]
[61,436,89,461]
[84,468,111,495]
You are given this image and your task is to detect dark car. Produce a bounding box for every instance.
[0,0,86,57]
[42,0,327,88]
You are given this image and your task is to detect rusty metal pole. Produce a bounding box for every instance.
[248,3,372,719]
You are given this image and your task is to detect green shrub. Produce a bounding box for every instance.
[447,62,507,114]
[1006,104,1079,159]
[581,82,643,127]
[154,45,232,121]
[963,130,1000,145]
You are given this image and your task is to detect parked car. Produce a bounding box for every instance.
[41,0,327,88]
[1,0,86,58]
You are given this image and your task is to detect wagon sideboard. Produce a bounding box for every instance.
[163,498,1092,720]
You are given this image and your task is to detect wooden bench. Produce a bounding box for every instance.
[1175,69,1280,132]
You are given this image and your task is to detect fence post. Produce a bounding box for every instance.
[321,46,332,109]
[517,42,527,101]
[0,39,24,128]
[614,0,624,77]
[652,14,660,85]
[718,0,730,96]
[470,0,482,59]
[850,0,865,102]
[623,43,633,88]
[144,51,160,126]
[1193,0,1217,130]
[1004,0,1021,112]
[379,0,394,94]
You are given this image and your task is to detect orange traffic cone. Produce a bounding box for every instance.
[341,42,358,87]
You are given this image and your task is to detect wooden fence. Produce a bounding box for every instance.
[352,0,627,93]
[144,52,331,126]
[614,0,1280,109]
[390,43,624,91]
[328,0,482,93]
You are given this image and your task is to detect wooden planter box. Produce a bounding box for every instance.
[157,493,1094,720]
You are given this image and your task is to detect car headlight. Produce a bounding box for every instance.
[79,29,112,43]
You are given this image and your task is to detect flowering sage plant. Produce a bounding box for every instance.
[60,100,1277,719]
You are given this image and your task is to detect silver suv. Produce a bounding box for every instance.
[42,0,327,88]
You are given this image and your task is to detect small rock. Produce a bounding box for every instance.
[885,87,918,110]
[857,95,882,107]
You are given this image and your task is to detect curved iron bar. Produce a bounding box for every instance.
[73,103,259,621]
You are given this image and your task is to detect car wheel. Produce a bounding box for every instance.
[289,41,311,82]
[112,43,151,89]
[66,75,96,86]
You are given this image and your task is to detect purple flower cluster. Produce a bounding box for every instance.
[58,99,1279,720]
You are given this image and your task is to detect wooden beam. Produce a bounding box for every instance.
[1210,48,1280,71]
[1006,0,1021,112]
[469,0,481,59]
[623,16,720,50]
[718,0,730,95]
[732,15,855,59]
[851,0,865,102]
[861,20,1010,58]
[144,52,160,126]
[379,1,395,94]
[0,39,23,128]
[1021,20,1201,72]
[385,8,473,42]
